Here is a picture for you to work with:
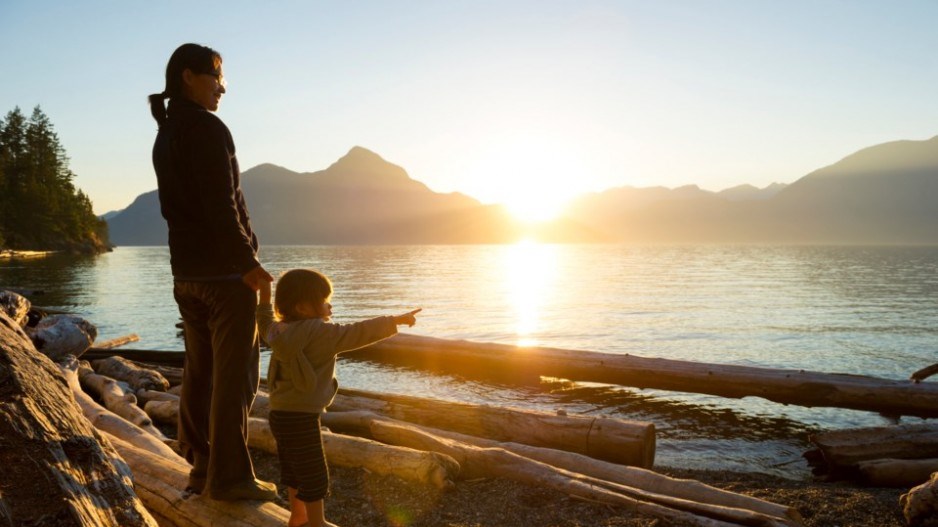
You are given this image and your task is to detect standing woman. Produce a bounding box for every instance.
[149,43,276,501]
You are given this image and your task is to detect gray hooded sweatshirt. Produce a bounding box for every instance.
[257,303,397,413]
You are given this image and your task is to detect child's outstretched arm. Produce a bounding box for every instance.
[259,278,272,305]
[394,308,422,327]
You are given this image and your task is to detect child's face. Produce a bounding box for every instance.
[297,297,332,321]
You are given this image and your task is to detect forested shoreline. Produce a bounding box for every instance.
[0,106,109,253]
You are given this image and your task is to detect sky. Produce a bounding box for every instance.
[2,1,937,219]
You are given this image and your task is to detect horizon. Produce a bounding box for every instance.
[2,1,937,217]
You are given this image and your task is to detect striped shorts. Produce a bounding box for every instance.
[268,410,329,502]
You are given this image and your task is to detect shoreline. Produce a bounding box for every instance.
[0,249,57,259]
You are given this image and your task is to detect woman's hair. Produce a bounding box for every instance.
[275,269,333,322]
[148,43,222,127]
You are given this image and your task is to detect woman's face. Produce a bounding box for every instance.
[183,65,226,111]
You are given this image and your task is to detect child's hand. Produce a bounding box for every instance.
[259,279,272,305]
[394,308,422,327]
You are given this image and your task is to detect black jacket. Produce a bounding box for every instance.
[152,98,259,279]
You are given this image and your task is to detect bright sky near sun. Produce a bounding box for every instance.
[1,1,937,219]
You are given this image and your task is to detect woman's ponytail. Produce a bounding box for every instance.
[148,91,169,127]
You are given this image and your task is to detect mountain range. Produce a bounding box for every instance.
[107,137,938,245]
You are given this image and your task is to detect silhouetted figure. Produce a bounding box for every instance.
[149,43,276,501]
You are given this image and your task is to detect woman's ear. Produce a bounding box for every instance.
[181,68,195,88]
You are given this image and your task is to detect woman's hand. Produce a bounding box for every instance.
[242,265,273,291]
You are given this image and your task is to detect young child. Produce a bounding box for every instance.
[257,268,420,527]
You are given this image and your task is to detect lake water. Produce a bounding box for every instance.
[3,244,936,478]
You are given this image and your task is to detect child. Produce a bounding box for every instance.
[257,268,420,527]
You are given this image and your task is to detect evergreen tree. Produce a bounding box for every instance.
[0,106,109,252]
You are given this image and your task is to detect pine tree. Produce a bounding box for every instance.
[0,106,109,252]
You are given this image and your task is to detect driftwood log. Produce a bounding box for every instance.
[913,364,938,383]
[92,333,140,350]
[902,471,938,527]
[0,312,157,526]
[84,336,938,417]
[248,416,460,489]
[329,388,656,467]
[808,423,938,469]
[856,458,938,488]
[77,360,166,439]
[59,357,181,461]
[91,355,170,392]
[104,432,291,527]
[324,411,796,527]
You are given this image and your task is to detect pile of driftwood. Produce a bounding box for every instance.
[5,286,938,525]
[0,291,806,527]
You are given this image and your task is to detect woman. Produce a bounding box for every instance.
[149,43,276,501]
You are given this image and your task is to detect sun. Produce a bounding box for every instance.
[468,135,583,223]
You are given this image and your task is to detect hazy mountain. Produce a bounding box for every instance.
[107,146,605,246]
[108,137,938,246]
[565,136,938,243]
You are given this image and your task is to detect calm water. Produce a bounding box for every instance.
[3,244,937,478]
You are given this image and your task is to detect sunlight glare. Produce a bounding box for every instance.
[470,136,583,222]
[503,239,558,347]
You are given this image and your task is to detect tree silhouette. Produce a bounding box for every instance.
[0,106,109,252]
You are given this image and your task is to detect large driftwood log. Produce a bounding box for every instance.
[103,432,291,527]
[91,355,170,392]
[902,471,938,527]
[136,388,180,405]
[325,411,795,527]
[856,458,938,488]
[82,337,938,417]
[77,361,167,439]
[247,416,459,489]
[329,388,656,467]
[60,357,181,461]
[27,314,97,361]
[347,333,938,418]
[0,313,157,526]
[808,423,938,469]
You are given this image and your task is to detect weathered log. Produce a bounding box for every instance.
[136,388,180,405]
[0,289,30,326]
[326,411,794,527]
[247,416,459,489]
[347,333,938,418]
[0,312,157,526]
[808,423,938,469]
[80,338,938,417]
[856,458,938,488]
[144,399,182,424]
[91,355,170,392]
[329,388,656,467]
[132,361,183,386]
[103,432,291,527]
[913,364,938,383]
[92,333,141,350]
[902,471,938,527]
[27,314,97,361]
[59,356,181,461]
[77,361,167,439]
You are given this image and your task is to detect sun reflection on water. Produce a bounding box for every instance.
[502,239,558,347]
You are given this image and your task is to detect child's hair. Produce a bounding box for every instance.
[274,269,333,322]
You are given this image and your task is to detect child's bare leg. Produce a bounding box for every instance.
[286,487,309,527]
[304,499,339,527]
